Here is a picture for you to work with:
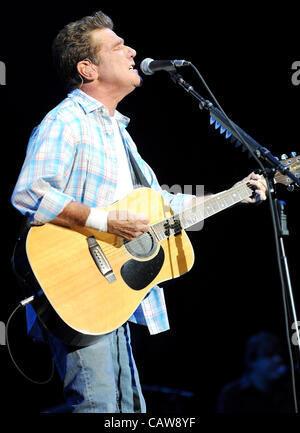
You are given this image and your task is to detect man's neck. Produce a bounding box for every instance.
[80,83,127,116]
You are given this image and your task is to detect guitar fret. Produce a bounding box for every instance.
[181,205,204,229]
[151,223,165,241]
[218,195,229,208]
[150,225,160,241]
[204,204,214,218]
[150,182,253,240]
[224,193,235,206]
[153,219,175,241]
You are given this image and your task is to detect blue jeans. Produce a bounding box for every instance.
[42,323,146,413]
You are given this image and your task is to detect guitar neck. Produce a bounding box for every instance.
[151,181,253,241]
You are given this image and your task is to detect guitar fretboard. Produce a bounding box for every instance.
[151,182,253,241]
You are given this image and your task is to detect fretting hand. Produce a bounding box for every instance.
[237,172,268,204]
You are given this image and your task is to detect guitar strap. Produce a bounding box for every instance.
[124,144,151,189]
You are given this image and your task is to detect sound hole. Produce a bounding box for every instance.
[124,232,157,258]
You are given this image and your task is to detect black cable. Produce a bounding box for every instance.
[186,63,299,412]
[5,301,55,385]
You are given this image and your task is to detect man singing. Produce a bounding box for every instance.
[11,10,267,413]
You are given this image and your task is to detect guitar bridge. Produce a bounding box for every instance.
[87,236,116,283]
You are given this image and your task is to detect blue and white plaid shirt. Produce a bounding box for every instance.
[12,89,194,335]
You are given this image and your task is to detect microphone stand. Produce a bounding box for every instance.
[168,72,300,410]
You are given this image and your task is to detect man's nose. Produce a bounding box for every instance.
[127,45,136,58]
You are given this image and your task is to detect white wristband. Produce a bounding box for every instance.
[85,208,108,232]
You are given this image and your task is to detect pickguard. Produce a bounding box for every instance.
[120,247,165,290]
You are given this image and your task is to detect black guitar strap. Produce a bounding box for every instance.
[125,144,151,189]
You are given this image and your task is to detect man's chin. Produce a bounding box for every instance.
[133,74,143,88]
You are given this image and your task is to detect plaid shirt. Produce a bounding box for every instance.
[12,89,194,335]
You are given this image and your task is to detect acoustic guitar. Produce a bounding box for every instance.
[13,156,299,346]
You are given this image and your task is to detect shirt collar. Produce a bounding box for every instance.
[68,89,130,128]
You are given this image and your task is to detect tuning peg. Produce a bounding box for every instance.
[290,152,297,157]
[281,154,288,160]
[287,184,295,192]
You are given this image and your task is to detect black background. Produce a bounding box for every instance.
[0,1,299,417]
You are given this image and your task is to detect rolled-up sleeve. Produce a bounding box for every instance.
[11,114,76,224]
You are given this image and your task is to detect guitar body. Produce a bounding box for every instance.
[17,187,194,346]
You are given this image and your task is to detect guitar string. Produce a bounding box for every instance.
[97,183,252,259]
[100,182,252,257]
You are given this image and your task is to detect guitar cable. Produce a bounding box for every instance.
[5,296,55,385]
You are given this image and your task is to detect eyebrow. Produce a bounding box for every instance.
[112,37,124,48]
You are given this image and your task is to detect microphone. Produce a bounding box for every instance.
[140,58,190,75]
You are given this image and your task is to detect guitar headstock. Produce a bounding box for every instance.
[274,155,300,186]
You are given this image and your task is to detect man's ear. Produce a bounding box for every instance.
[77,59,98,81]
